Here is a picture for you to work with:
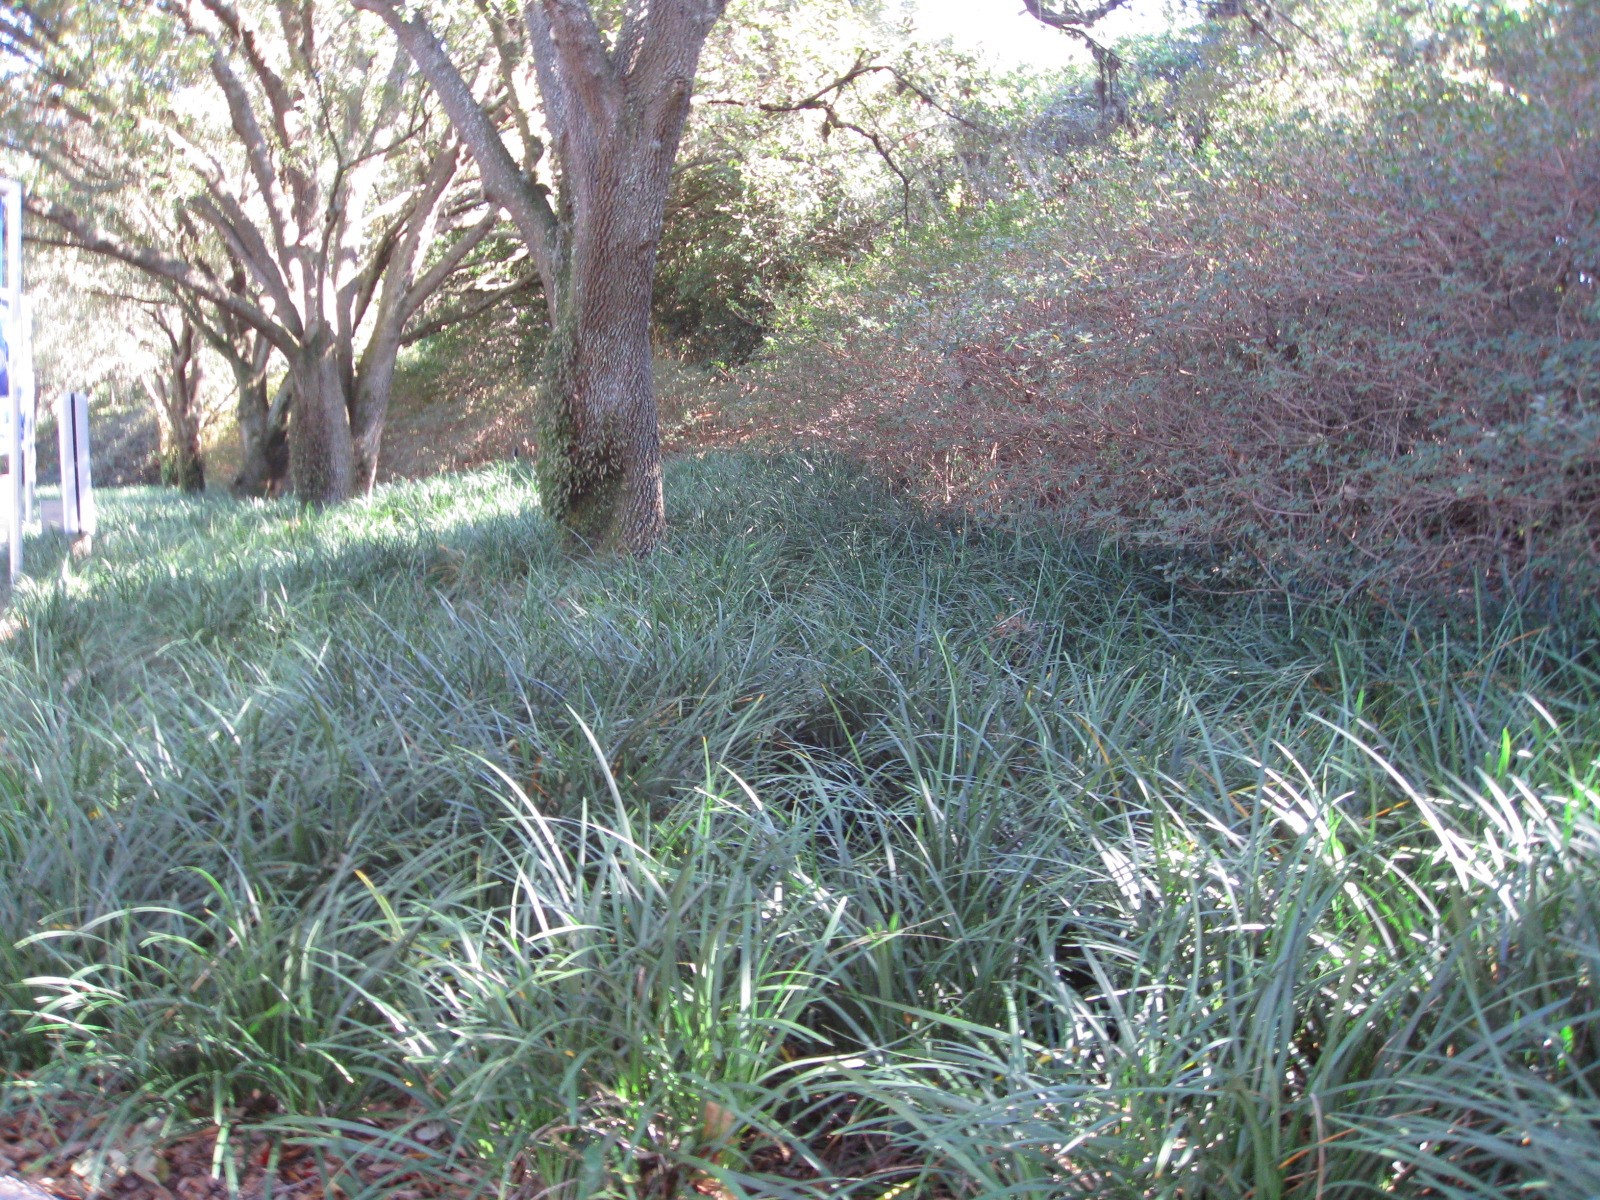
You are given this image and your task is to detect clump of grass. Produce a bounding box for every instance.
[3,453,1598,1198]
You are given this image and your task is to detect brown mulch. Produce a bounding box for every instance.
[0,1088,954,1200]
[0,1092,477,1200]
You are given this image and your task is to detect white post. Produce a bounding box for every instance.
[20,297,36,531]
[59,391,95,538]
[3,179,22,586]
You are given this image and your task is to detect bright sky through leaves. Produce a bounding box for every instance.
[902,0,1185,67]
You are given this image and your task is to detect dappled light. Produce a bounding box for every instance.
[4,455,1600,1197]
[3,0,1598,1196]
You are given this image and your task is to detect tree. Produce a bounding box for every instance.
[183,267,290,497]
[353,0,729,553]
[141,302,209,492]
[11,0,500,502]
[1020,0,1134,118]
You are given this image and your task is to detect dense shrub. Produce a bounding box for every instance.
[647,0,1046,364]
[733,1,1600,600]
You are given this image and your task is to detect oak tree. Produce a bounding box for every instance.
[140,302,209,492]
[354,0,729,552]
[12,0,499,501]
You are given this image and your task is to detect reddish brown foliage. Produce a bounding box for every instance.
[692,36,1600,599]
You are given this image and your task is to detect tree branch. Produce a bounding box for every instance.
[1020,0,1131,111]
[209,49,295,263]
[471,0,545,176]
[402,207,499,324]
[27,195,294,355]
[352,0,563,302]
[196,0,298,147]
[704,55,924,223]
[1019,0,1133,30]
[187,193,301,335]
[401,274,539,345]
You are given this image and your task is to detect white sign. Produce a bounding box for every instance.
[59,391,95,537]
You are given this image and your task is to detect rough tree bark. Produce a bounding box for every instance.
[285,325,357,503]
[354,0,730,553]
[232,367,291,497]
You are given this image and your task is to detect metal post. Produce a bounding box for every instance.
[3,179,22,586]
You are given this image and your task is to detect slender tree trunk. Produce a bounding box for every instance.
[232,366,290,497]
[352,327,400,494]
[348,142,490,496]
[288,323,357,504]
[147,316,207,492]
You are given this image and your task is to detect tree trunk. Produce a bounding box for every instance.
[164,411,206,492]
[537,246,665,554]
[529,59,692,555]
[232,367,290,498]
[356,0,726,554]
[287,324,357,505]
[148,316,207,492]
[352,327,400,495]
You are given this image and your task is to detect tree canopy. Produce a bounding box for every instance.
[8,0,501,501]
